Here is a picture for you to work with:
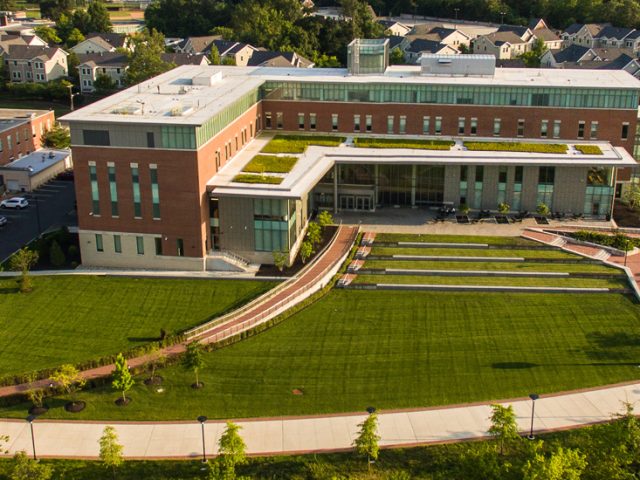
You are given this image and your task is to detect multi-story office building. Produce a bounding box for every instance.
[61,41,639,270]
[0,108,55,166]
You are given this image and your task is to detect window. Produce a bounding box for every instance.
[95,234,103,252]
[265,112,272,129]
[399,115,406,134]
[435,116,442,135]
[298,113,305,130]
[517,119,525,137]
[332,114,338,131]
[276,112,283,129]
[577,121,585,139]
[387,115,394,134]
[422,116,430,134]
[89,162,100,215]
[177,238,184,256]
[154,237,163,255]
[540,120,548,138]
[513,166,523,211]
[553,120,561,138]
[310,113,317,130]
[215,150,221,170]
[458,117,465,135]
[622,122,629,140]
[537,166,555,207]
[83,129,110,146]
[354,114,360,132]
[366,115,372,132]
[493,118,501,136]
[150,165,160,219]
[590,121,598,139]
[497,166,507,204]
[131,164,141,217]
[114,235,122,253]
[136,236,144,255]
[146,132,155,148]
[470,118,477,135]
[108,163,118,217]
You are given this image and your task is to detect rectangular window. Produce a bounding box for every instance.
[146,132,155,148]
[310,113,317,130]
[366,115,372,132]
[458,117,465,135]
[95,234,103,252]
[470,118,477,135]
[517,119,525,137]
[553,120,561,138]
[422,116,430,134]
[177,238,184,257]
[387,115,394,134]
[622,122,629,140]
[493,118,501,136]
[136,236,144,255]
[332,114,338,131]
[89,163,100,215]
[276,112,283,129]
[154,237,163,255]
[590,121,598,139]
[435,116,442,135]
[399,115,406,134]
[83,129,110,146]
[131,164,141,218]
[540,120,548,138]
[298,113,305,130]
[108,163,118,217]
[475,165,484,182]
[265,112,272,129]
[150,165,160,219]
[354,114,360,132]
[114,235,122,253]
[460,165,468,182]
[578,121,585,139]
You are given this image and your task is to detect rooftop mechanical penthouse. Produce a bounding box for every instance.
[61,42,640,270]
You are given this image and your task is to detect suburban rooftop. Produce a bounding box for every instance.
[61,64,640,127]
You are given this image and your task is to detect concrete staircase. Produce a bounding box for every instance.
[206,251,259,273]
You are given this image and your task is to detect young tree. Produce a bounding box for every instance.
[41,122,71,149]
[354,412,380,470]
[519,38,548,68]
[523,446,586,480]
[306,221,322,246]
[112,353,134,405]
[623,183,640,210]
[9,248,39,293]
[389,47,406,65]
[299,240,313,264]
[49,239,66,267]
[536,202,550,216]
[86,1,113,33]
[182,342,205,388]
[26,374,46,413]
[50,364,86,408]
[145,344,167,384]
[488,404,520,455]
[94,74,117,94]
[99,426,124,480]
[125,29,174,86]
[66,28,85,48]
[210,421,247,480]
[221,56,236,66]
[460,203,471,215]
[0,434,8,454]
[209,44,221,65]
[272,250,288,272]
[10,451,53,480]
[498,203,510,215]
[316,210,333,228]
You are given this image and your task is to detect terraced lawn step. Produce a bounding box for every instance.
[379,241,558,250]
[392,254,525,262]
[354,284,625,294]
[398,241,489,248]
[360,268,626,279]
[363,260,615,273]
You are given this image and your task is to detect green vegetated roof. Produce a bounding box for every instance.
[243,154,299,174]
[463,142,568,153]
[261,134,346,154]
[233,173,284,184]
[575,145,604,155]
[354,137,454,150]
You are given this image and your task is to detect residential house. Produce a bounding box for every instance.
[624,30,640,51]
[71,32,129,55]
[472,31,534,59]
[176,35,219,55]
[378,19,411,36]
[561,23,609,48]
[0,32,46,56]
[5,45,68,83]
[161,53,209,66]
[594,26,634,48]
[211,40,256,66]
[420,26,471,49]
[77,52,127,93]
[527,18,562,50]
[404,38,458,63]
[247,50,314,68]
[540,44,598,67]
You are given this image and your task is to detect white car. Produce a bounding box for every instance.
[0,197,29,209]
[0,216,6,226]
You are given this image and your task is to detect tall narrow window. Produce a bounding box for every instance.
[353,114,360,132]
[622,122,629,140]
[154,237,163,255]
[537,166,555,208]
[215,150,221,170]
[146,132,155,148]
[131,164,141,218]
[435,116,442,135]
[108,163,118,217]
[553,120,561,138]
[577,121,585,139]
[150,165,160,219]
[497,166,507,205]
[310,113,317,130]
[590,121,598,139]
[95,233,104,252]
[474,166,484,209]
[298,113,305,130]
[276,112,283,129]
[265,112,272,129]
[114,235,122,253]
[136,236,144,255]
[177,238,184,256]
[331,114,338,131]
[540,120,548,138]
[399,115,406,134]
[513,166,523,211]
[89,162,100,215]
[387,115,394,134]
[470,118,477,135]
[458,117,465,135]
[517,119,525,137]
[366,115,372,132]
[493,118,501,136]
[422,116,430,134]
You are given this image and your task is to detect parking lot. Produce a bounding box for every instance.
[0,179,77,263]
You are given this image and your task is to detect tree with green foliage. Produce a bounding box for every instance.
[112,353,134,404]
[520,38,548,68]
[182,342,205,388]
[145,0,230,37]
[354,412,380,470]
[299,240,313,264]
[523,446,586,480]
[209,44,221,65]
[210,26,234,40]
[66,28,85,47]
[272,250,288,272]
[10,451,53,480]
[35,26,62,45]
[221,56,236,66]
[488,404,520,455]
[0,434,8,454]
[49,239,66,267]
[389,47,406,65]
[86,1,112,33]
[99,426,124,480]
[209,421,247,480]
[623,183,640,210]
[51,364,86,406]
[41,122,71,149]
[313,53,341,67]
[0,0,16,11]
[306,221,322,246]
[536,202,550,216]
[317,210,333,228]
[125,29,174,86]
[40,0,74,21]
[94,74,117,94]
[145,344,167,384]
[460,203,470,215]
[9,247,39,293]
[498,203,510,215]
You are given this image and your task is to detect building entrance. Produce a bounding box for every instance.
[377,164,412,206]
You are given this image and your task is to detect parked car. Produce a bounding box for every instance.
[57,169,74,181]
[0,197,29,209]
[0,216,6,226]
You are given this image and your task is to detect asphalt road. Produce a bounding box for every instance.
[0,179,77,263]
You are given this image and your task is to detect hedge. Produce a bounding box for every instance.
[569,230,638,251]
[354,138,454,150]
[464,142,568,153]
[232,174,284,184]
[242,155,298,174]
[575,145,604,155]
[260,135,346,154]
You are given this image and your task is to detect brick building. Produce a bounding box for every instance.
[0,108,55,167]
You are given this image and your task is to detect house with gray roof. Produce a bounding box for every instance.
[5,45,68,83]
[77,52,127,93]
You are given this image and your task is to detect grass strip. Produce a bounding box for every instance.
[233,174,283,184]
[261,135,346,153]
[374,233,535,246]
[464,142,567,153]
[354,138,454,150]
[242,155,298,174]
[370,247,581,259]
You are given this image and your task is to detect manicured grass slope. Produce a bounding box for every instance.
[4,290,639,421]
[0,276,276,376]
[371,246,579,259]
[363,260,616,273]
[374,233,536,245]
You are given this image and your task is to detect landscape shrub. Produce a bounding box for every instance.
[464,142,567,153]
[354,138,454,150]
[242,155,298,173]
[570,230,638,250]
[575,144,603,155]
[232,174,283,184]
[260,134,346,153]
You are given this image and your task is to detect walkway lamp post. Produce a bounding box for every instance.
[528,393,539,440]
[366,406,376,415]
[624,239,631,267]
[26,414,37,460]
[197,415,207,463]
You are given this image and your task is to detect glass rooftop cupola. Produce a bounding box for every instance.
[347,38,389,76]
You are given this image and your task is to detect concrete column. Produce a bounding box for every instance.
[374,164,379,207]
[411,164,417,207]
[333,164,338,214]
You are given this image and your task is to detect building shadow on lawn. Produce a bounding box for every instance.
[0,286,20,295]
[492,362,539,369]
[576,331,640,362]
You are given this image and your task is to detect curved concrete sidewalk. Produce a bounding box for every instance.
[1,381,638,459]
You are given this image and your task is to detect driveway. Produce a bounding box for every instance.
[0,179,77,263]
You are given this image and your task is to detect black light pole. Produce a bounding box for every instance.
[366,406,376,415]
[26,414,37,460]
[528,393,539,440]
[624,239,630,267]
[197,415,207,463]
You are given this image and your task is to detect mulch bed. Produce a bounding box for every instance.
[535,216,550,225]
[613,203,640,228]
[28,405,49,415]
[144,376,164,386]
[256,225,337,277]
[64,401,86,413]
[191,382,205,389]
[115,397,132,406]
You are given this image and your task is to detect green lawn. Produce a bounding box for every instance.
[352,274,628,289]
[0,276,276,377]
[370,247,580,259]
[242,154,298,173]
[363,259,617,273]
[3,290,639,421]
[374,233,537,246]
[260,134,345,153]
[354,137,454,150]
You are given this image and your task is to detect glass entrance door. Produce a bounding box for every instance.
[356,196,371,211]
[377,165,412,206]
